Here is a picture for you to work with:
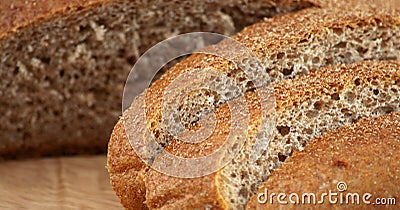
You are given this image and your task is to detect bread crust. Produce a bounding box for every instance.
[0,0,320,40]
[0,0,106,40]
[107,4,400,209]
[246,112,400,209]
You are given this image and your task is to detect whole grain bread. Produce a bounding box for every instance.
[143,61,400,209]
[107,4,400,209]
[0,0,319,159]
[246,112,400,210]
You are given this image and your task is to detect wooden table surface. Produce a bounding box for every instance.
[0,155,123,209]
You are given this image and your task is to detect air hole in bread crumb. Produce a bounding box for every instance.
[326,57,334,65]
[278,153,287,162]
[238,76,246,82]
[354,78,361,86]
[150,121,156,129]
[377,106,394,114]
[282,67,293,76]
[357,46,368,55]
[40,56,51,64]
[314,101,324,110]
[277,52,285,59]
[256,158,263,166]
[332,27,343,35]
[59,69,65,78]
[344,91,356,103]
[306,110,318,118]
[241,171,248,179]
[154,130,160,139]
[335,42,347,48]
[239,188,249,198]
[250,183,257,192]
[341,108,352,117]
[13,66,19,76]
[373,18,383,26]
[277,126,290,136]
[299,39,308,43]
[331,93,340,100]
[126,56,134,64]
[351,117,360,124]
[305,128,313,135]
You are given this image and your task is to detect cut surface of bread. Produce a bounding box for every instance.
[246,112,400,209]
[0,0,318,159]
[107,4,400,209]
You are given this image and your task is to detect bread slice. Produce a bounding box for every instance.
[246,112,400,209]
[107,5,400,209]
[0,0,318,159]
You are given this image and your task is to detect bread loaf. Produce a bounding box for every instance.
[246,112,400,209]
[143,61,400,209]
[0,0,318,159]
[107,4,400,209]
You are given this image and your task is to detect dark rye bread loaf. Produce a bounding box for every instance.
[246,112,400,210]
[0,0,319,159]
[107,4,400,209]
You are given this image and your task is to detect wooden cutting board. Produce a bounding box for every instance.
[0,155,123,209]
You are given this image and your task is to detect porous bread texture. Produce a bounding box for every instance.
[246,112,400,210]
[218,61,400,209]
[107,6,400,209]
[0,0,317,159]
[142,6,400,153]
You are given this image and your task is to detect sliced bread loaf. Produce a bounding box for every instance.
[246,112,400,209]
[107,5,400,209]
[0,0,319,159]
[142,61,400,209]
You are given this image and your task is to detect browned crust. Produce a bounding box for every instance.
[107,4,400,209]
[0,0,111,40]
[107,119,148,210]
[3,0,396,42]
[0,0,321,41]
[247,112,400,209]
